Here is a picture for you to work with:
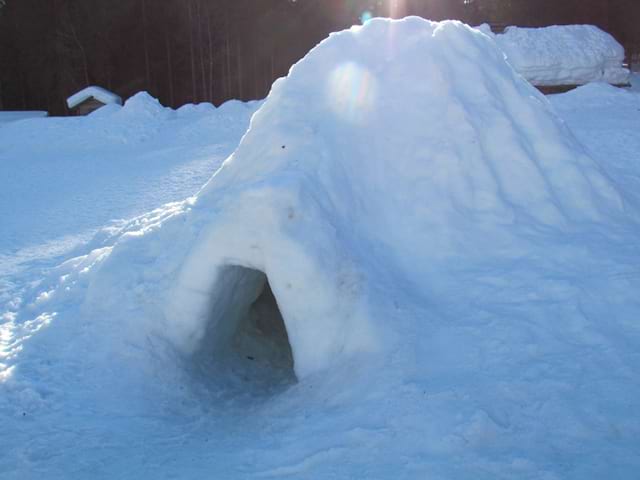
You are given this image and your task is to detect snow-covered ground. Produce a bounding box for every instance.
[2,20,640,479]
[0,111,48,124]
[0,94,260,307]
[549,76,640,207]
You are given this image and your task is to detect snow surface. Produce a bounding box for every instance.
[2,18,640,479]
[478,24,630,86]
[0,111,48,124]
[66,86,123,109]
[549,82,640,207]
[0,92,261,312]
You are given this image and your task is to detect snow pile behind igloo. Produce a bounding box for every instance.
[479,24,630,86]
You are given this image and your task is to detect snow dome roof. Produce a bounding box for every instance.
[66,86,123,109]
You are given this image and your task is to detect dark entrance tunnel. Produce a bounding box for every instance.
[195,265,296,392]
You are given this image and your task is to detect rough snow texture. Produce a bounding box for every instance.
[66,85,123,109]
[2,18,640,479]
[478,24,630,86]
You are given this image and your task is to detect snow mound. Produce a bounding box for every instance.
[486,24,630,86]
[84,18,623,378]
[118,91,174,120]
[551,81,638,105]
[176,102,217,118]
[217,98,261,116]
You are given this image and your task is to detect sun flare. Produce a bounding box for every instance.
[328,62,378,123]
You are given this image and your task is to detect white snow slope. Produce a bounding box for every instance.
[2,18,640,479]
[478,24,630,86]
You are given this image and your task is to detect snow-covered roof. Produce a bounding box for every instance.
[478,24,630,86]
[66,86,122,109]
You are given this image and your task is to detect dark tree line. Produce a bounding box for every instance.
[0,0,638,114]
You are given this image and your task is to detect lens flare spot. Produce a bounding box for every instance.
[328,63,377,124]
[360,10,373,24]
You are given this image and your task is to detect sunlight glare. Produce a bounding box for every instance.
[0,312,56,383]
[0,320,16,383]
[388,0,407,18]
[327,62,377,124]
[360,10,373,24]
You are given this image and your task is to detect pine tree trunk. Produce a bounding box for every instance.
[165,33,174,106]
[236,40,242,99]
[141,0,151,88]
[207,9,214,101]
[225,13,232,99]
[198,1,206,102]
[188,0,197,102]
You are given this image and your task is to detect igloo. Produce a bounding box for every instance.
[96,17,621,382]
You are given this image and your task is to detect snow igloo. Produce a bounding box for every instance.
[90,17,622,387]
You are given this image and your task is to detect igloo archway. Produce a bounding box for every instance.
[162,203,377,381]
[191,264,296,388]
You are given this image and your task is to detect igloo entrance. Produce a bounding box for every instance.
[197,265,296,390]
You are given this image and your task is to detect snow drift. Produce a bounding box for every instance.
[478,24,630,86]
[3,18,640,478]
